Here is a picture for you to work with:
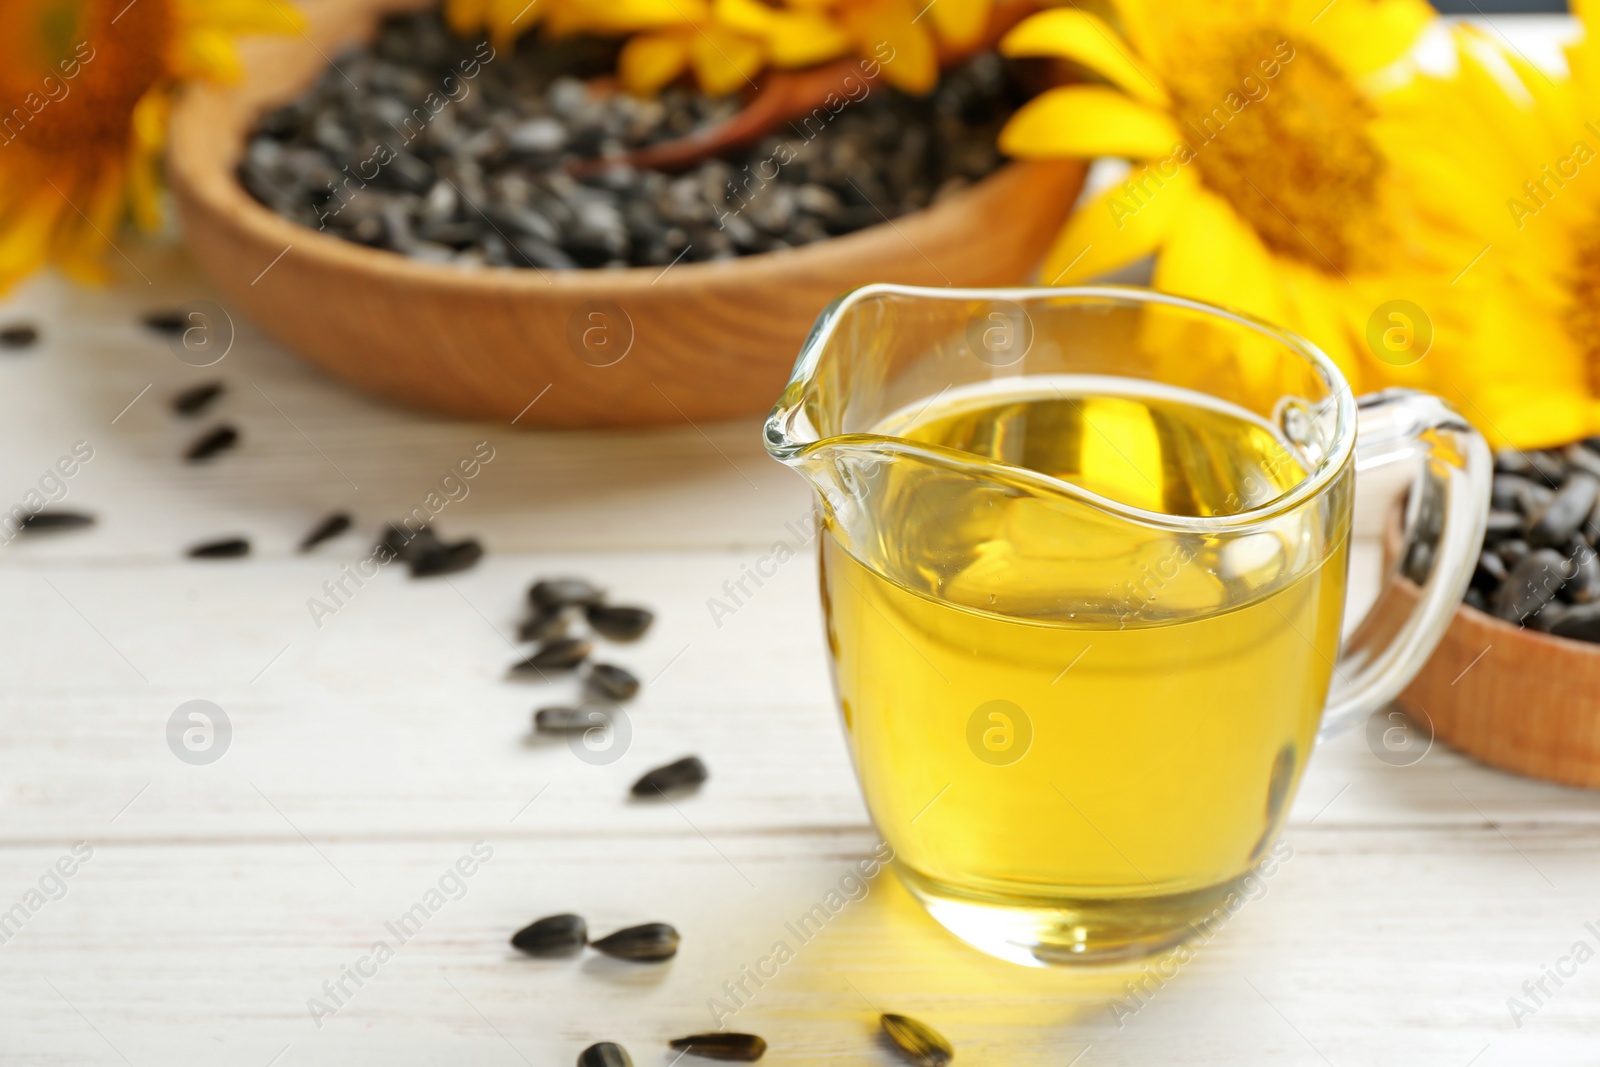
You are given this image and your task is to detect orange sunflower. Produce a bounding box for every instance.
[0,0,300,292]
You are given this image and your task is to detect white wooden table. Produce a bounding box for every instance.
[4,18,1599,1063]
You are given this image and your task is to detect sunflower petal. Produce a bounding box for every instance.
[619,31,692,94]
[1000,86,1180,161]
[1039,163,1195,283]
[689,25,765,97]
[713,0,850,68]
[928,0,989,51]
[1000,9,1167,106]
[1302,0,1433,76]
[840,0,938,95]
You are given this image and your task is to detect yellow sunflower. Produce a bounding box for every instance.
[1389,14,1600,447]
[448,0,999,95]
[0,0,300,293]
[996,0,1519,424]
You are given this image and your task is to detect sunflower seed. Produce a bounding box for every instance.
[298,512,352,552]
[1491,473,1536,511]
[1472,550,1507,590]
[188,537,251,559]
[172,381,226,417]
[668,1033,766,1061]
[186,424,240,462]
[585,604,654,641]
[0,324,39,349]
[881,1013,953,1067]
[534,704,614,733]
[630,756,707,798]
[511,913,587,956]
[409,539,483,577]
[18,511,95,533]
[1494,548,1568,623]
[143,310,188,335]
[377,523,440,563]
[1494,448,1534,475]
[1529,450,1570,484]
[530,578,606,610]
[588,663,640,701]
[1567,540,1600,604]
[512,637,592,673]
[1552,601,1600,641]
[1529,474,1600,547]
[590,922,680,962]
[1484,510,1523,538]
[1497,538,1531,568]
[519,608,572,642]
[1565,443,1600,480]
[577,1042,633,1067]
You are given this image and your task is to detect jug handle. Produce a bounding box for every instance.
[1320,389,1492,739]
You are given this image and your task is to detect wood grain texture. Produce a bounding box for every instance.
[1375,511,1600,790]
[1396,581,1600,790]
[165,0,1087,429]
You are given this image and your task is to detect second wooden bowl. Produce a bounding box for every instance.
[166,0,1085,428]
[1383,520,1600,788]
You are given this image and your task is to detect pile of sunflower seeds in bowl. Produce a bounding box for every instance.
[1465,441,1600,641]
[238,8,1024,270]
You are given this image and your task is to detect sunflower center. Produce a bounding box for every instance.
[1167,29,1387,274]
[1566,223,1600,391]
[0,0,172,157]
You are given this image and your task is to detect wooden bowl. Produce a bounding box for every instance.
[166,0,1086,428]
[1383,519,1600,788]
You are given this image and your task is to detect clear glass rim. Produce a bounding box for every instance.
[763,283,1359,534]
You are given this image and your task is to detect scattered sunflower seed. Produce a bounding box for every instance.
[511,913,587,956]
[512,637,593,673]
[630,756,707,798]
[590,922,680,962]
[586,604,654,641]
[377,523,440,563]
[668,1033,767,1061]
[409,538,483,577]
[18,511,96,533]
[143,310,187,335]
[298,511,352,552]
[0,324,39,349]
[881,1013,953,1067]
[534,704,613,734]
[577,1043,633,1067]
[519,608,572,642]
[588,663,640,701]
[531,578,606,611]
[185,424,240,462]
[188,537,251,559]
[172,381,226,417]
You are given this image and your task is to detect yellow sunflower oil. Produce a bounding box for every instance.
[819,378,1349,961]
